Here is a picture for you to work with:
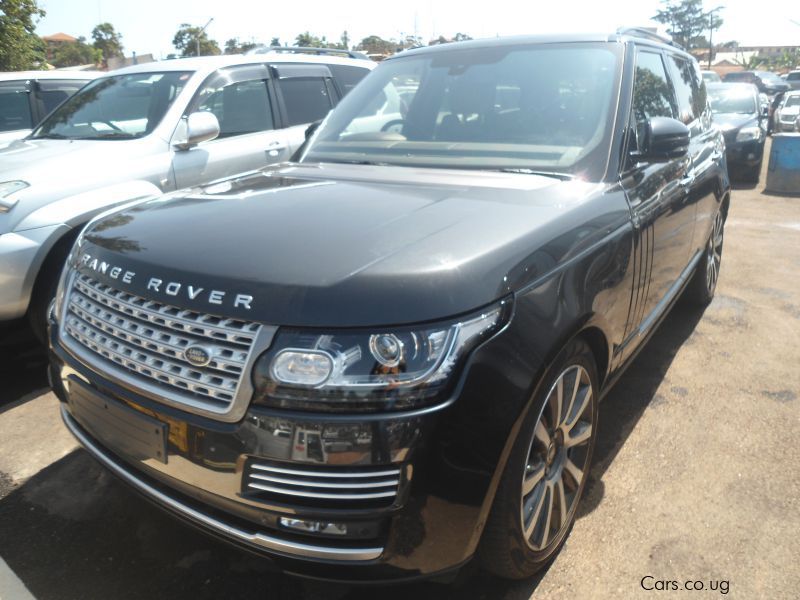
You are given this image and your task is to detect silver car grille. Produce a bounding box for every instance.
[62,273,263,415]
[244,460,402,509]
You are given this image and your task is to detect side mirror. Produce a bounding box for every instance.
[173,111,220,150]
[635,117,690,162]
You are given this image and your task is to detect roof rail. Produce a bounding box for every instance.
[616,27,685,51]
[245,45,371,61]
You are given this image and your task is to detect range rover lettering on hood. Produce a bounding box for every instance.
[79,252,254,310]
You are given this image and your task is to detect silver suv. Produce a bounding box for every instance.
[0,52,373,339]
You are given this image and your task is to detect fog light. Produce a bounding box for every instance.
[279,517,348,536]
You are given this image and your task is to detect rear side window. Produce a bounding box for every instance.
[0,82,32,132]
[328,65,370,96]
[196,79,274,138]
[278,77,334,126]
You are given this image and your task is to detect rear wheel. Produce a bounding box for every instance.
[478,338,598,579]
[685,209,724,306]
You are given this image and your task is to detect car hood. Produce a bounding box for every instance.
[75,163,617,327]
[0,137,158,186]
[713,113,757,131]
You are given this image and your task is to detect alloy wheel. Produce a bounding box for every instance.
[520,365,594,551]
[706,211,724,293]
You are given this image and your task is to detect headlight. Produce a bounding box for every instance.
[735,126,762,142]
[0,180,29,213]
[252,300,510,412]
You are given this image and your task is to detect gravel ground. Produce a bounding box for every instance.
[0,145,798,599]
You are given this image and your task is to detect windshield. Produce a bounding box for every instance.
[784,96,800,108]
[708,88,756,114]
[32,71,191,140]
[302,43,622,180]
[0,82,33,133]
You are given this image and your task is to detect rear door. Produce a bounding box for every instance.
[271,64,338,156]
[172,64,290,188]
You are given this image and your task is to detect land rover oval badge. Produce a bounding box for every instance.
[184,345,212,367]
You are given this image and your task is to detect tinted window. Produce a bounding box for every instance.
[195,79,273,138]
[304,43,623,180]
[0,83,32,132]
[667,56,696,123]
[33,72,190,140]
[279,78,333,126]
[787,73,800,81]
[328,64,370,96]
[38,79,88,115]
[633,51,677,121]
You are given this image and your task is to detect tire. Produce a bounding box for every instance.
[27,233,76,345]
[685,209,724,306]
[478,338,599,579]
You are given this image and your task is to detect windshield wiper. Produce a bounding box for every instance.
[492,168,574,181]
[33,133,71,140]
[82,132,137,140]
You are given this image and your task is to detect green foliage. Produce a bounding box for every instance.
[356,35,396,55]
[652,0,722,50]
[173,23,221,57]
[294,31,347,49]
[91,22,124,63]
[269,37,280,47]
[223,38,257,54]
[50,36,102,67]
[0,0,47,70]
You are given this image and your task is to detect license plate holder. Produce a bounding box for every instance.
[68,380,168,464]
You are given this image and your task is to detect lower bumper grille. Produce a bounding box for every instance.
[244,459,402,510]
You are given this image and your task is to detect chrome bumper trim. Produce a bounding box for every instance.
[60,405,384,562]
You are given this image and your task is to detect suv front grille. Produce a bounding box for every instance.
[62,273,262,413]
[243,459,402,510]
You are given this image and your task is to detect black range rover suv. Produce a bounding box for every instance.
[49,29,729,582]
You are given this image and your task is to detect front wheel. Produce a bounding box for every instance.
[478,338,598,579]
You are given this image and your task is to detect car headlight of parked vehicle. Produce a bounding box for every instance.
[252,300,510,412]
[735,126,762,142]
[0,180,29,212]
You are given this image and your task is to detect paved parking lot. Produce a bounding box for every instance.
[1,149,798,599]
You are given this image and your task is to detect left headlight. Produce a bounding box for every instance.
[0,180,29,213]
[252,299,511,412]
[735,126,762,142]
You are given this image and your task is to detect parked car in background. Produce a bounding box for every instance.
[0,52,373,342]
[784,70,800,90]
[0,71,100,148]
[773,90,800,132]
[701,70,721,83]
[50,29,729,582]
[707,82,766,181]
[723,70,790,132]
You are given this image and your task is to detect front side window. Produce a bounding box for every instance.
[0,82,32,132]
[32,71,190,140]
[194,78,274,138]
[278,78,334,126]
[303,43,622,180]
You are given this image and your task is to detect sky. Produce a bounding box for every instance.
[35,0,800,60]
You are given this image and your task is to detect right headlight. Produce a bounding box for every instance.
[252,299,511,412]
[735,126,762,142]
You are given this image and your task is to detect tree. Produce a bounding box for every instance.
[269,37,280,47]
[453,32,473,42]
[340,30,349,50]
[295,31,324,48]
[0,0,47,70]
[50,37,102,67]
[172,23,221,57]
[356,35,395,55]
[91,22,123,65]
[652,0,722,50]
[223,38,257,54]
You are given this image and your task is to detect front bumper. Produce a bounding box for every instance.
[724,138,765,169]
[50,306,534,582]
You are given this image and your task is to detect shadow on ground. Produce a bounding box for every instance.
[0,303,706,600]
[0,322,48,410]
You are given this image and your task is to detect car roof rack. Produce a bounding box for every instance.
[246,45,371,61]
[616,27,685,51]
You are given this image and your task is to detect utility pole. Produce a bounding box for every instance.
[197,17,214,57]
[707,6,724,70]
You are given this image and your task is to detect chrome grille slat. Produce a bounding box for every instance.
[62,273,263,412]
[249,472,400,489]
[247,482,398,500]
[251,463,400,479]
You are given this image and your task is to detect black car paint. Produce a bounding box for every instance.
[50,33,730,582]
